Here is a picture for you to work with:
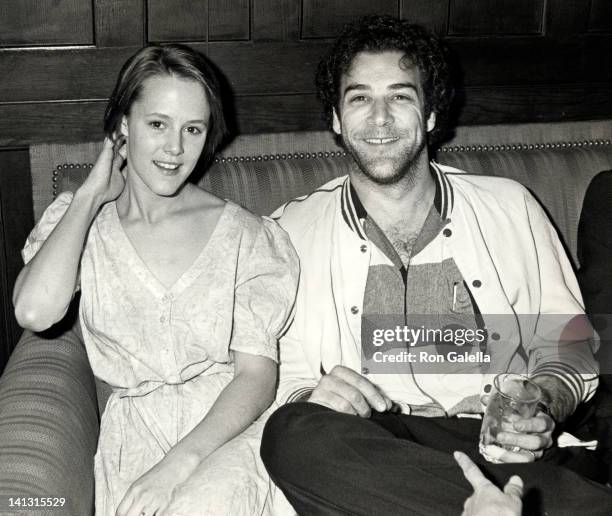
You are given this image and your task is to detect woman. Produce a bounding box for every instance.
[13,44,298,516]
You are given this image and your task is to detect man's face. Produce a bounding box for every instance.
[333,51,436,185]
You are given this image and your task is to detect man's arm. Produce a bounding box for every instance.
[486,190,599,463]
[276,331,392,415]
[532,374,575,423]
[276,330,319,404]
[524,190,599,407]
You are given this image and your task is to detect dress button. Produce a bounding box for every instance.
[351,306,359,314]
[360,244,368,253]
[491,332,500,341]
[443,228,452,237]
[362,367,370,375]
[472,279,482,288]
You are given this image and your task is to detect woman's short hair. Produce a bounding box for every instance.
[315,15,453,149]
[104,44,227,166]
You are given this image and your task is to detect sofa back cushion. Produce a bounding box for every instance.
[30,121,612,267]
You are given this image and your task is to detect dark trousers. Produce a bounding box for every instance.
[261,403,612,516]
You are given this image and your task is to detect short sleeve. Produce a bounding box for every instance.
[229,216,299,362]
[22,191,74,264]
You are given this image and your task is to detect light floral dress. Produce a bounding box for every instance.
[23,192,299,516]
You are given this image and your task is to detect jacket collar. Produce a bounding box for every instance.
[341,161,454,239]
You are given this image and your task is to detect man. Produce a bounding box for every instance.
[454,452,523,516]
[577,170,612,478]
[261,15,611,515]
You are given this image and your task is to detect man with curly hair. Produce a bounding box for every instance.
[261,15,610,515]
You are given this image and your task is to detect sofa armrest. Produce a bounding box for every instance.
[0,319,98,516]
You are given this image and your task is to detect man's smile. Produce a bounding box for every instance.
[363,137,400,145]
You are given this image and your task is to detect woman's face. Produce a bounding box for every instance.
[120,74,210,197]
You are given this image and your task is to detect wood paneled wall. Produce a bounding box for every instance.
[2,0,612,147]
[0,0,612,368]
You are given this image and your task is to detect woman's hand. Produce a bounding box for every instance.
[116,352,276,516]
[454,451,523,516]
[115,451,199,516]
[79,136,126,206]
[13,137,127,331]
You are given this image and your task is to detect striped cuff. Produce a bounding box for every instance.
[287,387,314,403]
[531,362,585,410]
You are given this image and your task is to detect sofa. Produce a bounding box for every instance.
[1,119,612,515]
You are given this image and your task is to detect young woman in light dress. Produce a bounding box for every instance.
[13,44,298,516]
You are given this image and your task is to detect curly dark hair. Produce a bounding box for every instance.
[315,15,454,148]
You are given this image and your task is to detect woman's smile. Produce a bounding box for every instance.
[153,160,182,173]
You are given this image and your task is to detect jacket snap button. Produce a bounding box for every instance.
[360,244,368,253]
[443,228,452,237]
[491,332,500,341]
[472,279,482,288]
[351,306,359,314]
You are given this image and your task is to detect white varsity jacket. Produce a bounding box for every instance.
[273,162,599,415]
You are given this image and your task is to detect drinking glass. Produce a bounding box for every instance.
[479,373,542,463]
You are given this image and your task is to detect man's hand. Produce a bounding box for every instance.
[308,365,393,417]
[495,410,555,461]
[454,451,523,516]
[481,394,555,462]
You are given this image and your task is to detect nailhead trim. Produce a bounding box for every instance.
[211,140,612,160]
[439,139,612,152]
[212,150,348,163]
[51,139,612,197]
[52,163,93,198]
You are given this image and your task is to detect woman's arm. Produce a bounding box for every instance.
[170,350,276,461]
[116,350,277,516]
[13,137,125,331]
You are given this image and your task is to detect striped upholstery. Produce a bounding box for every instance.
[30,131,346,222]
[201,155,353,216]
[0,321,98,515]
[55,154,353,218]
[4,121,611,515]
